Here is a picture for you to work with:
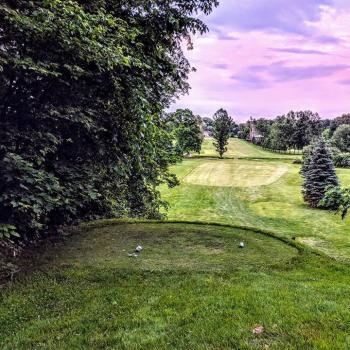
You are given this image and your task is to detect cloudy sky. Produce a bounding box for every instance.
[171,0,350,121]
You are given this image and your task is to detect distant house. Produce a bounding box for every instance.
[247,118,264,144]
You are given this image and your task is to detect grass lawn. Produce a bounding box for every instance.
[2,223,350,349]
[162,139,350,261]
[1,139,350,349]
[198,138,300,159]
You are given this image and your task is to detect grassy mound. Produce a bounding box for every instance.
[1,223,350,349]
[31,223,298,272]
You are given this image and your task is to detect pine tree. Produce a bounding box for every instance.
[302,138,339,207]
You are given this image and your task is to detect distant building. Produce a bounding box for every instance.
[247,118,264,143]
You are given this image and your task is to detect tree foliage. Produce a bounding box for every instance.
[331,124,350,152]
[212,109,232,158]
[167,109,203,155]
[248,111,322,151]
[0,0,218,240]
[329,114,350,137]
[302,139,339,208]
[320,186,350,219]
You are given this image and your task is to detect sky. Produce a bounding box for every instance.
[170,0,350,122]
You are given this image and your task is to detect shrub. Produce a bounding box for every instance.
[320,186,350,219]
[333,153,350,168]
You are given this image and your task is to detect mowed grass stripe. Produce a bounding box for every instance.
[183,159,288,187]
[197,138,300,159]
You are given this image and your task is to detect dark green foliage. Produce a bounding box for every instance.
[212,109,232,158]
[331,124,350,152]
[333,153,350,168]
[320,186,350,219]
[0,0,218,240]
[168,109,203,154]
[202,117,214,136]
[300,140,318,177]
[237,123,250,140]
[302,139,339,208]
[254,111,322,151]
[230,120,239,137]
[329,114,350,137]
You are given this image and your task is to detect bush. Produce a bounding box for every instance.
[320,186,350,219]
[333,153,350,168]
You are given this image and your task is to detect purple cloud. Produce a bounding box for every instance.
[231,72,269,89]
[231,62,349,90]
[313,35,343,44]
[338,79,350,85]
[212,28,238,41]
[266,62,349,82]
[212,63,230,70]
[208,0,332,36]
[269,47,330,55]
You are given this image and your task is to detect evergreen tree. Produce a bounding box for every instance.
[212,109,232,158]
[302,138,339,208]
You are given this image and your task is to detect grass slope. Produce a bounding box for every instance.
[2,223,350,349]
[161,139,350,261]
[1,139,350,349]
[198,138,300,159]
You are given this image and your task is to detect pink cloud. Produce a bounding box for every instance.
[171,0,350,121]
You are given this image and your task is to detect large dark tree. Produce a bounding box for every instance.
[302,139,339,208]
[212,109,232,158]
[0,0,218,240]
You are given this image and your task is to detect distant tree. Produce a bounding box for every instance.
[290,111,322,150]
[255,118,273,136]
[331,124,350,152]
[302,139,339,208]
[265,116,290,151]
[237,123,249,140]
[322,128,331,140]
[202,117,214,135]
[169,109,203,154]
[212,109,232,158]
[230,120,239,137]
[330,114,350,137]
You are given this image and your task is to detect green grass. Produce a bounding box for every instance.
[2,223,350,349]
[162,140,350,261]
[2,139,350,349]
[197,138,300,159]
